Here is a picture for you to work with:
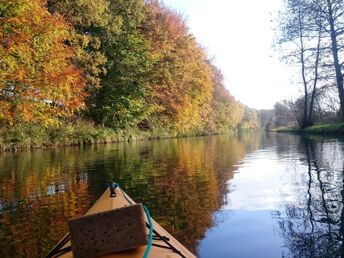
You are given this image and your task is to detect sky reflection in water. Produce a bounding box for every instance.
[199,134,344,258]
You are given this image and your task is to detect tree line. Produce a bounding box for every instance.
[0,0,259,137]
[276,0,344,129]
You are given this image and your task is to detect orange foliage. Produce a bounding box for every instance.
[0,0,86,125]
[143,1,213,131]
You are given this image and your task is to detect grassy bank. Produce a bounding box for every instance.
[272,123,344,135]
[271,127,299,133]
[303,123,344,134]
[0,120,220,151]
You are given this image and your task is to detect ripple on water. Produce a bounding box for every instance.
[1,134,344,257]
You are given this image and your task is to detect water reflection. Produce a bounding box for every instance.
[4,133,344,258]
[198,133,344,258]
[0,134,260,257]
[275,136,344,258]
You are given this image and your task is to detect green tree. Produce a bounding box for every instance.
[92,0,155,128]
[47,0,111,106]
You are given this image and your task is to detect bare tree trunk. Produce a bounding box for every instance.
[327,0,344,120]
[308,16,322,124]
[299,7,309,129]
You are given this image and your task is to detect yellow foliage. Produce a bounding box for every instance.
[0,0,86,125]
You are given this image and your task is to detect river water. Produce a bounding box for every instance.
[0,133,343,257]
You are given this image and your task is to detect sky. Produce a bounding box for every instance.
[163,0,296,110]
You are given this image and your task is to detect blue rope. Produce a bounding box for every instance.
[111,182,153,258]
[143,205,153,258]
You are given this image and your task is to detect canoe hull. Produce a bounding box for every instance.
[48,188,196,258]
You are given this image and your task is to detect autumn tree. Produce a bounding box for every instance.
[47,0,111,107]
[142,0,213,132]
[239,107,260,130]
[207,65,244,132]
[91,0,154,128]
[0,0,252,134]
[0,0,85,125]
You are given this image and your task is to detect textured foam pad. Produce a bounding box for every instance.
[68,203,148,258]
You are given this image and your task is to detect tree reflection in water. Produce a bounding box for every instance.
[276,136,344,258]
[3,134,344,257]
[0,134,260,257]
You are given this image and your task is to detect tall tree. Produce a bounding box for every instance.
[0,0,85,125]
[208,65,245,132]
[278,0,324,128]
[92,0,154,128]
[142,0,213,132]
[320,0,344,119]
[279,0,344,122]
[47,0,111,107]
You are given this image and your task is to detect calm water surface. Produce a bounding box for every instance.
[0,133,344,257]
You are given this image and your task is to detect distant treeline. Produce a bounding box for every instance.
[262,100,341,131]
[0,0,259,144]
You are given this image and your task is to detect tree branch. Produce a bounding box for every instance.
[0,2,15,18]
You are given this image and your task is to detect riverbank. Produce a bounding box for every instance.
[0,120,221,152]
[272,123,344,135]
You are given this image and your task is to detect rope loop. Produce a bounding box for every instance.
[111,182,153,258]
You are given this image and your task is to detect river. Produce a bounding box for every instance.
[0,133,343,257]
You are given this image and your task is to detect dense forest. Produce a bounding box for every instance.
[0,0,259,149]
